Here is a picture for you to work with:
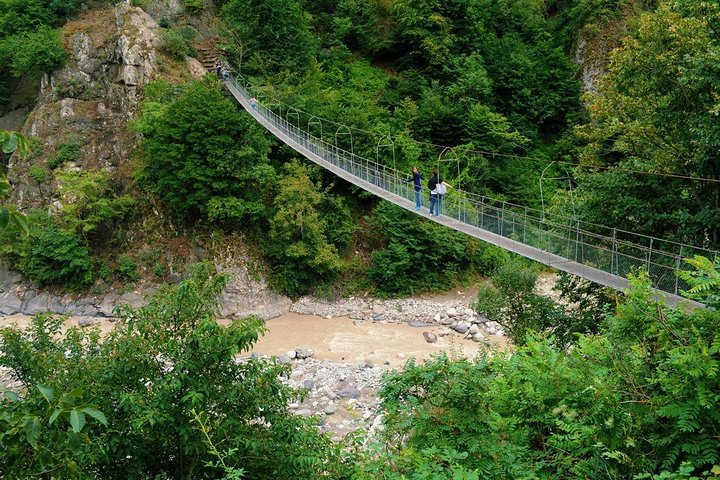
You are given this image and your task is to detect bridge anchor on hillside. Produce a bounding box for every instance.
[224,74,715,307]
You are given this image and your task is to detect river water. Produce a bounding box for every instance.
[1,311,503,365]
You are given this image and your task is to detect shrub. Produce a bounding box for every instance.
[48,138,82,169]
[28,164,47,183]
[136,78,273,223]
[117,254,138,283]
[159,28,194,60]
[367,201,480,296]
[0,27,66,78]
[54,170,135,241]
[366,273,720,479]
[184,0,203,14]
[0,264,354,478]
[158,16,171,29]
[15,211,92,288]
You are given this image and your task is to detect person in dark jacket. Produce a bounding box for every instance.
[404,166,423,210]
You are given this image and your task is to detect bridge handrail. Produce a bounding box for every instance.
[225,73,717,299]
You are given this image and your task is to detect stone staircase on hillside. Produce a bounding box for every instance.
[197,40,222,72]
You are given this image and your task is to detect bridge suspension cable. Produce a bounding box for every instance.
[244,83,720,185]
[226,73,717,306]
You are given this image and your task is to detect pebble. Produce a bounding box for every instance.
[423,332,437,343]
[276,355,292,365]
[324,404,337,415]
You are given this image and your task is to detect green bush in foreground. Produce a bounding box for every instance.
[363,270,720,479]
[0,263,353,479]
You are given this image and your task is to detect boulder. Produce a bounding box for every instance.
[454,322,470,334]
[337,385,361,399]
[446,307,458,317]
[295,347,315,359]
[472,332,485,342]
[324,404,337,415]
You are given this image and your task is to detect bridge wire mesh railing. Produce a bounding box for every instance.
[226,73,718,298]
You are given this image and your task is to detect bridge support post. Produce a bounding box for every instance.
[480,199,485,229]
[500,201,505,236]
[611,229,617,275]
[674,245,683,295]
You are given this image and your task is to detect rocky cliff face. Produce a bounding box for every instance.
[573,9,637,96]
[0,3,292,320]
[8,3,205,209]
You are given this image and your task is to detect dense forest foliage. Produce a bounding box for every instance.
[1,0,720,477]
[1,263,718,478]
[2,0,718,298]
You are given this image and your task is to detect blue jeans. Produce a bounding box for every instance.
[437,194,444,215]
[429,193,438,216]
[414,190,421,209]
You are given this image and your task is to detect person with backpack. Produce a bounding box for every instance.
[403,166,423,210]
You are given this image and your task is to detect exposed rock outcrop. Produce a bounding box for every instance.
[573,13,633,96]
[8,3,199,210]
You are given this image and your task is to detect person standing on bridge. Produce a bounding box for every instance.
[435,177,452,216]
[404,166,423,210]
[249,97,257,111]
[428,170,440,216]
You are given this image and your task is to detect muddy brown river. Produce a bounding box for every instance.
[1,312,503,364]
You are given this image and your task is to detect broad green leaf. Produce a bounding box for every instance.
[3,390,19,402]
[82,407,108,426]
[49,408,62,425]
[70,409,86,432]
[25,416,41,445]
[37,384,54,402]
[0,208,8,229]
[1,133,17,153]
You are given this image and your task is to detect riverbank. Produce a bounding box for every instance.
[1,286,507,439]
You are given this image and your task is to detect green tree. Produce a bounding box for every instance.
[14,211,93,289]
[368,271,720,478]
[474,261,612,347]
[221,0,315,73]
[0,130,28,233]
[367,201,492,297]
[576,1,720,245]
[0,264,354,479]
[266,160,343,296]
[137,78,275,224]
[0,27,66,77]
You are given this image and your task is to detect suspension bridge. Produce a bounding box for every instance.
[224,74,716,307]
